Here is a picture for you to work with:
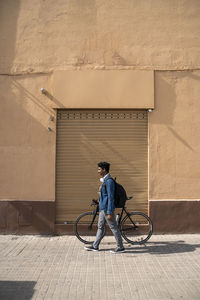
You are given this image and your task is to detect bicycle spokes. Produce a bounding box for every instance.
[121,212,153,244]
[122,225,138,232]
[74,211,106,244]
[88,212,97,230]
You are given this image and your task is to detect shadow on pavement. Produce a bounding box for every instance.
[124,240,200,255]
[0,281,36,300]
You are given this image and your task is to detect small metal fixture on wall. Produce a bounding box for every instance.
[41,88,46,94]
[41,88,55,131]
[48,115,54,131]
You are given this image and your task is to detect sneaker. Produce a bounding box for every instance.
[110,247,125,254]
[84,245,99,252]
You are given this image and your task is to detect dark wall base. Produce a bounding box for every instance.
[150,200,200,233]
[1,200,200,235]
[0,201,55,234]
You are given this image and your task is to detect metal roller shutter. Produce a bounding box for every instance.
[56,110,148,223]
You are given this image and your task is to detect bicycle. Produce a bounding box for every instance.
[74,197,153,245]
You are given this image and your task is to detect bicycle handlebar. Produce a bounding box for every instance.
[91,199,99,206]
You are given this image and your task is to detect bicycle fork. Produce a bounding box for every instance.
[123,208,138,230]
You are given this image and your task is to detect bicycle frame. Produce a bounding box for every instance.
[118,207,137,228]
[88,203,137,230]
[74,199,153,245]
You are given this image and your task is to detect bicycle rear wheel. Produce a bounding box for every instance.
[74,211,106,244]
[121,212,153,245]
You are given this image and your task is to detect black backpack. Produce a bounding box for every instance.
[105,177,128,208]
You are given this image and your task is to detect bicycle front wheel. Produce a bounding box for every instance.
[74,211,106,244]
[121,212,153,245]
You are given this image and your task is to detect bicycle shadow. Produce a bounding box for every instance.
[101,239,200,255]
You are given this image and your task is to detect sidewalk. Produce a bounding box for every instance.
[0,234,200,300]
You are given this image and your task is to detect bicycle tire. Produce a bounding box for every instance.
[120,212,153,245]
[74,211,106,244]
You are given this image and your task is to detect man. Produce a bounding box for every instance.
[84,162,125,253]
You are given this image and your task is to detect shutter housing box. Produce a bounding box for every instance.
[53,70,154,109]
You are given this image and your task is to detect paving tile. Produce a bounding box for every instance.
[0,234,200,299]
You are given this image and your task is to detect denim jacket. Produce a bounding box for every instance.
[99,174,115,214]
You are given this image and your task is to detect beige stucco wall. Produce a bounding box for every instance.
[1,0,200,74]
[0,74,56,200]
[1,70,200,202]
[1,0,200,202]
[149,71,200,200]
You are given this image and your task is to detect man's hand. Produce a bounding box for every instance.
[107,214,112,221]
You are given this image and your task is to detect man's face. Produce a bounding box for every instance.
[98,167,107,177]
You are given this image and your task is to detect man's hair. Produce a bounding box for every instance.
[98,161,110,172]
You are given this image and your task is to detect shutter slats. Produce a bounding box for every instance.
[56,110,148,223]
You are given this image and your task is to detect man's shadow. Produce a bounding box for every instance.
[101,239,200,255]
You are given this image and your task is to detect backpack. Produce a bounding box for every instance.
[104,177,128,208]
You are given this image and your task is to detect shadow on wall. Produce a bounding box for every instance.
[1,84,53,189]
[151,71,194,151]
[152,72,177,126]
[12,77,65,119]
[0,0,20,74]
[0,281,36,300]
[12,77,54,119]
